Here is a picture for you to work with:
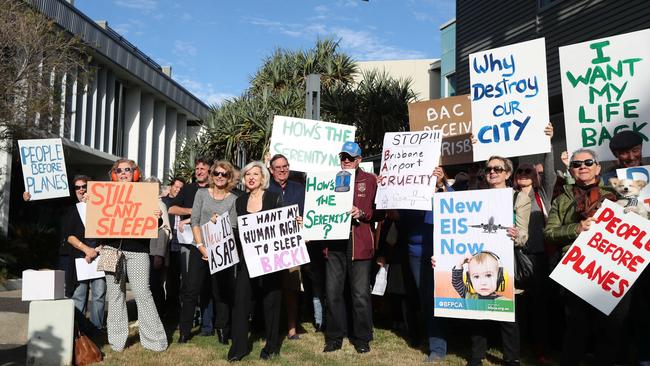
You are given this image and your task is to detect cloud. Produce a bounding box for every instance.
[180,13,192,21]
[175,76,235,106]
[173,40,198,57]
[114,0,157,12]
[111,18,146,36]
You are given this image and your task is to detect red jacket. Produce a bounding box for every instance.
[349,168,379,260]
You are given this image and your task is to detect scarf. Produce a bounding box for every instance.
[572,183,616,219]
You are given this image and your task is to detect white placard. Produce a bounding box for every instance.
[176,224,194,244]
[376,131,442,210]
[76,202,86,226]
[469,38,550,161]
[302,170,355,241]
[616,165,650,211]
[201,212,239,274]
[549,199,650,315]
[237,204,310,278]
[269,116,357,172]
[561,29,650,162]
[18,138,69,200]
[75,257,105,281]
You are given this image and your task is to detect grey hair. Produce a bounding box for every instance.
[570,148,598,163]
[144,176,162,194]
[486,155,514,173]
[241,161,270,190]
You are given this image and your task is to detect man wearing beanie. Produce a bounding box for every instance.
[601,130,645,183]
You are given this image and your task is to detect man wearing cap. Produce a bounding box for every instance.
[323,141,378,354]
[601,130,646,183]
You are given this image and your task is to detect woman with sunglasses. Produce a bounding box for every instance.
[544,149,625,366]
[179,161,239,344]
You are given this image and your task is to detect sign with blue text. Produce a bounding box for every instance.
[469,38,550,161]
[18,138,69,200]
[302,170,355,241]
[376,131,442,210]
[269,116,357,172]
[561,29,650,162]
[433,188,515,322]
[616,165,650,212]
[202,212,239,274]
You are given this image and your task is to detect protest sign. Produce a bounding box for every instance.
[561,29,650,162]
[85,182,159,238]
[376,131,442,210]
[201,212,239,274]
[237,204,309,278]
[18,138,69,200]
[408,95,473,165]
[433,188,515,322]
[359,161,374,174]
[302,170,355,241]
[469,38,550,161]
[269,115,357,172]
[549,199,650,315]
[616,165,650,212]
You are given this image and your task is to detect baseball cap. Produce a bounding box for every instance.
[340,141,362,158]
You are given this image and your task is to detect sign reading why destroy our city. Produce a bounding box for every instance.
[201,212,239,274]
[237,204,310,278]
[269,115,357,172]
[18,138,69,200]
[376,131,442,211]
[85,182,159,239]
[408,95,473,165]
[616,165,650,211]
[433,188,515,322]
[302,170,355,241]
[469,38,550,161]
[550,200,650,315]
[560,28,650,162]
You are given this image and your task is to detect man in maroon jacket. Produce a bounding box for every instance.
[323,141,378,354]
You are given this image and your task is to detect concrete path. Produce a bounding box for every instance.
[0,290,28,366]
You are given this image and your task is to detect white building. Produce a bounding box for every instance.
[355,59,441,101]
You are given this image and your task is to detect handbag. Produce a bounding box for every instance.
[74,328,102,365]
[514,247,534,288]
[96,244,123,273]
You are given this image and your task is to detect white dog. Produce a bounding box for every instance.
[609,178,648,219]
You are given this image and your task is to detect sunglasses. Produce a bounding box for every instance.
[570,159,596,168]
[74,184,87,190]
[115,167,133,174]
[340,154,356,162]
[212,171,230,178]
[516,168,533,175]
[484,166,506,174]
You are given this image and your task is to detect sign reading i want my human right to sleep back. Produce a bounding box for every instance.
[18,138,69,200]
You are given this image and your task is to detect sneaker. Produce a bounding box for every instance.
[353,342,370,353]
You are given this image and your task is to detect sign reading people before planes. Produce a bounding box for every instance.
[469,38,551,161]
[433,188,515,322]
[85,182,159,239]
[18,138,69,200]
[237,204,310,278]
[269,116,357,172]
[550,199,650,315]
[201,212,239,274]
[560,29,650,162]
[302,170,355,241]
[408,95,473,165]
[616,165,650,211]
[376,131,442,211]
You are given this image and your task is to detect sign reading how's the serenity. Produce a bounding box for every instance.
[560,28,650,162]
[302,170,355,241]
[469,38,551,161]
[269,116,357,172]
[18,138,69,200]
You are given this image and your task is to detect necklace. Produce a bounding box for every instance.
[210,188,228,201]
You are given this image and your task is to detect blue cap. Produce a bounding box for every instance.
[340,141,362,158]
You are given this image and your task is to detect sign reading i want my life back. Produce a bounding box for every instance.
[201,212,239,274]
[269,116,357,172]
[237,204,310,278]
[469,38,550,161]
[550,199,650,315]
[376,131,442,211]
[302,170,355,241]
[560,29,650,162]
[18,138,69,200]
[433,188,515,322]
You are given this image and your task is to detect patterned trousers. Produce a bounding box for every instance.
[105,251,168,352]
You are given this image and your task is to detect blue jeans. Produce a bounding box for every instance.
[409,255,447,358]
[71,277,106,330]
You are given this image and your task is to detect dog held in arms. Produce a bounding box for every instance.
[609,178,648,219]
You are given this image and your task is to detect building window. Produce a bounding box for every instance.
[446,73,456,97]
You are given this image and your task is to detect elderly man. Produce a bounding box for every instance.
[601,130,645,183]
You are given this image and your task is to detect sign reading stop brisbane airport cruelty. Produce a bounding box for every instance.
[18,138,69,200]
[408,95,473,165]
[560,29,650,162]
[469,38,550,161]
[376,131,442,211]
[550,200,650,315]
[269,116,357,172]
[302,170,355,241]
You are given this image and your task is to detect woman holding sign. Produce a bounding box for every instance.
[103,159,168,352]
[228,161,284,361]
[544,149,626,366]
[178,161,238,344]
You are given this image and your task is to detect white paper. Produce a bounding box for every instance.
[176,224,194,244]
[76,202,86,226]
[372,265,389,296]
[75,257,105,281]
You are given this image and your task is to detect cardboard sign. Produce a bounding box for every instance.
[376,131,442,210]
[408,95,473,165]
[85,182,159,238]
[18,138,69,200]
[550,199,650,315]
[433,188,515,322]
[237,204,309,277]
[616,165,650,212]
[269,116,357,172]
[302,170,355,241]
[561,29,650,162]
[201,212,239,274]
[469,38,551,161]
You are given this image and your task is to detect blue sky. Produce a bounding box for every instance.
[76,0,455,106]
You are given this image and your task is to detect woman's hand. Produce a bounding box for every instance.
[84,247,98,263]
[507,227,519,241]
[544,122,554,139]
[431,256,437,269]
[377,256,386,268]
[178,218,190,232]
[561,150,569,168]
[153,209,162,219]
[433,166,446,190]
[199,245,209,261]
[296,215,303,227]
[470,133,477,145]
[22,191,31,202]
[576,217,594,234]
